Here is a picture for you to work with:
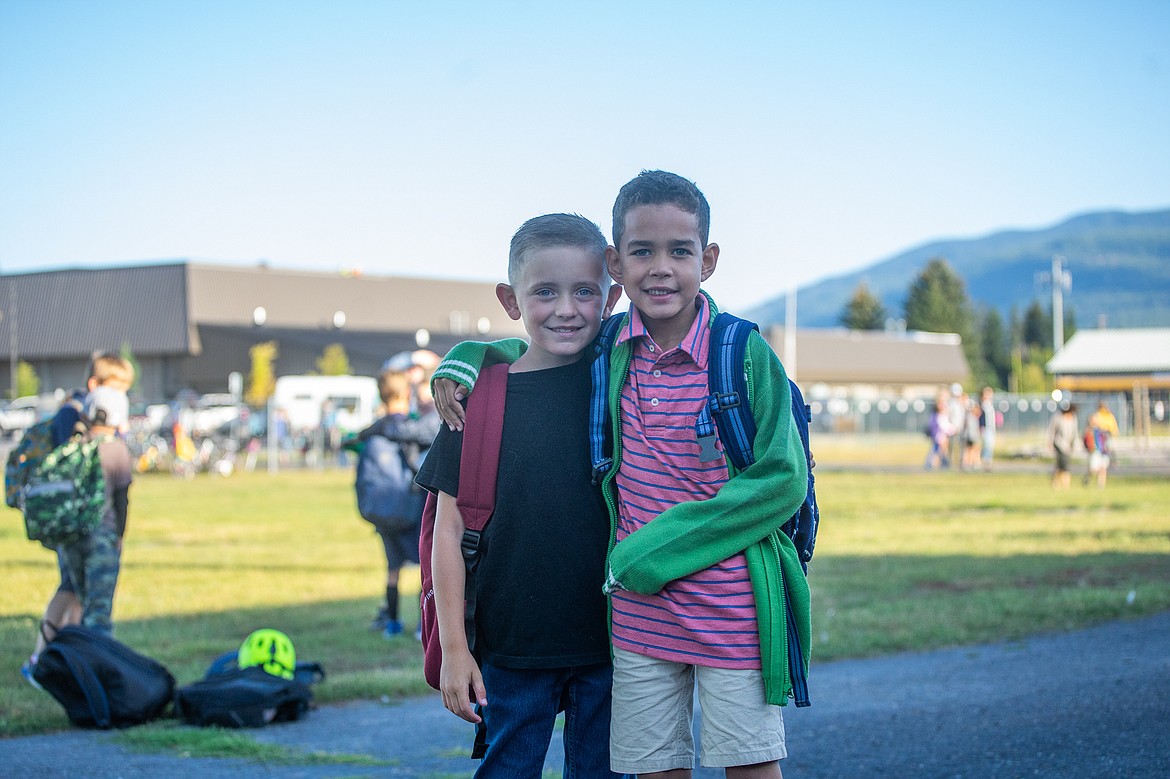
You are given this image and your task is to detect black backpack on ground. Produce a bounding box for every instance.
[32,625,176,729]
[173,652,323,728]
[174,666,315,728]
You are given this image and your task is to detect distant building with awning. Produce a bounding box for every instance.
[1048,328,1170,437]
[1047,328,1170,392]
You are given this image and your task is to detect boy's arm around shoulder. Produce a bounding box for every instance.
[432,339,527,393]
[607,331,809,595]
[432,338,527,430]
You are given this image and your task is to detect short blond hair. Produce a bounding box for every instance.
[90,353,135,387]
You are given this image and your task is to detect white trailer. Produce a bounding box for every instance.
[272,375,379,432]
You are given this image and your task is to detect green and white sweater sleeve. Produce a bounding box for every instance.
[430,338,527,392]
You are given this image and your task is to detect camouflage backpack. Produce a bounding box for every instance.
[21,434,110,548]
[5,417,58,509]
[5,397,83,509]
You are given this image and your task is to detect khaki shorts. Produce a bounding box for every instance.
[609,646,786,773]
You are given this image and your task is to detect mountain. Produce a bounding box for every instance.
[743,209,1170,329]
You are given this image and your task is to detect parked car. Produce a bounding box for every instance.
[0,394,62,438]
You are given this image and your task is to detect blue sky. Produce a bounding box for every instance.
[1,0,1167,311]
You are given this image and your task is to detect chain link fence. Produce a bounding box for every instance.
[807,390,1167,437]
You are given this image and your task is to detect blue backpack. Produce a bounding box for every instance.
[588,311,819,706]
[355,424,427,534]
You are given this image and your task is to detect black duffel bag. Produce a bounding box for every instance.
[33,625,176,729]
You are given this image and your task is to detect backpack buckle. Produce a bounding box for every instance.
[591,458,612,486]
[460,529,482,562]
[710,391,742,413]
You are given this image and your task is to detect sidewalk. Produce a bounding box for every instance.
[3,611,1167,778]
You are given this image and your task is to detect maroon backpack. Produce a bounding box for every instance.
[418,363,509,689]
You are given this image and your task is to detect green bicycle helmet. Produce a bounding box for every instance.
[237,628,296,680]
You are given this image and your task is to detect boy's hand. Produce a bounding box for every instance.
[439,648,487,723]
[433,378,467,432]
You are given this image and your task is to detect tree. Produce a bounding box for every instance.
[15,360,39,397]
[979,308,1011,390]
[1022,300,1049,351]
[316,343,352,376]
[903,258,973,335]
[903,257,981,382]
[246,341,278,406]
[839,282,888,330]
[119,341,141,395]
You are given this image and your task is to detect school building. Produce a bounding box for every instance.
[0,262,524,400]
[0,261,972,405]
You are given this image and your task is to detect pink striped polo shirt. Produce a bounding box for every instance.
[609,295,761,669]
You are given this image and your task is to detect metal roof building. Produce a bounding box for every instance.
[0,262,523,399]
[763,326,970,399]
[1047,327,1170,438]
[1047,328,1170,390]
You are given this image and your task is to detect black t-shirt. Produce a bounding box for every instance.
[415,357,611,669]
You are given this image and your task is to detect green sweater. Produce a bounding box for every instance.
[431,293,812,705]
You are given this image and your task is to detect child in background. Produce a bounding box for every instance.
[1085,400,1119,488]
[58,385,134,635]
[22,353,134,687]
[356,351,441,638]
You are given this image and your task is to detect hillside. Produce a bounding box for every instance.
[744,209,1170,329]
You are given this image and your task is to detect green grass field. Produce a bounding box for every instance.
[3,444,1168,738]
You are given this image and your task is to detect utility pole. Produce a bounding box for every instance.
[1044,256,1072,354]
[1,273,15,400]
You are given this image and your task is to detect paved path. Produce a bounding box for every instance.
[3,611,1167,778]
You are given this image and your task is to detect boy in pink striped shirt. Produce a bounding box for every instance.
[597,171,808,779]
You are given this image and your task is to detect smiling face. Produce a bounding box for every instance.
[607,204,719,351]
[497,245,622,371]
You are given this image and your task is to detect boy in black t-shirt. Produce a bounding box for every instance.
[415,213,623,778]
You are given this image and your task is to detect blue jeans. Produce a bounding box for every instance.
[476,661,624,779]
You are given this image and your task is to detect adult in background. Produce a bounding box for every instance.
[1047,401,1079,490]
[946,384,967,469]
[979,387,998,471]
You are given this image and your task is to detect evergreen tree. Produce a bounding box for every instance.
[903,258,973,335]
[979,308,1011,390]
[839,282,888,330]
[903,257,981,382]
[1022,300,1049,350]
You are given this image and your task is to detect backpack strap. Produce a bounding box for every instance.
[454,362,509,660]
[703,312,759,472]
[589,314,626,484]
[456,362,509,544]
[40,641,113,728]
